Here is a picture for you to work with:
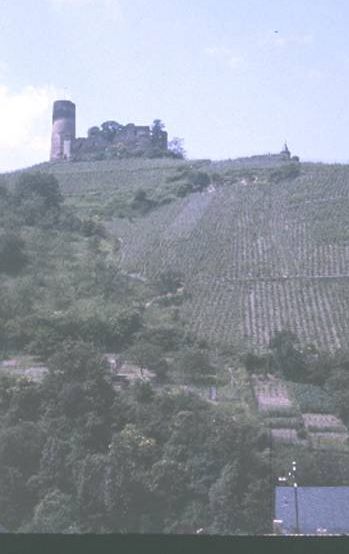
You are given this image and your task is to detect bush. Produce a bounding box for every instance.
[131,189,157,215]
[270,164,300,183]
[190,171,210,191]
[81,219,107,238]
[176,182,193,197]
[134,189,147,202]
[12,173,63,227]
[156,270,184,295]
[15,173,63,210]
[242,352,269,374]
[141,325,186,351]
[0,232,27,274]
[177,348,215,383]
[173,171,210,198]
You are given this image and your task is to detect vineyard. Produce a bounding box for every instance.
[21,158,349,353]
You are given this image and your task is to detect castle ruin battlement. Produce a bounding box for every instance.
[50,100,168,161]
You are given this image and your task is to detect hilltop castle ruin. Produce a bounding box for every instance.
[50,100,168,161]
[50,100,297,165]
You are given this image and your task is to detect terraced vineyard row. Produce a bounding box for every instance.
[43,158,349,352]
[109,170,349,350]
[241,279,349,351]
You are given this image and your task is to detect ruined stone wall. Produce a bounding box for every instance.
[71,124,168,160]
[50,100,168,161]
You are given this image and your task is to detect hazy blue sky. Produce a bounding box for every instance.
[1,0,349,170]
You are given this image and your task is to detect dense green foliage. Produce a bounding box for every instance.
[0,340,273,533]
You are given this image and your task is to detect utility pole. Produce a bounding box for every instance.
[278,459,300,534]
[291,460,300,534]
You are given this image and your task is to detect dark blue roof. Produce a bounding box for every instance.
[275,487,349,534]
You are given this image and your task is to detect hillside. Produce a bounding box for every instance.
[1,157,349,533]
[24,157,349,354]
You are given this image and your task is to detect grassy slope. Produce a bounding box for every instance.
[25,157,349,355]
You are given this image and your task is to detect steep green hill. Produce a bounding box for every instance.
[22,157,349,354]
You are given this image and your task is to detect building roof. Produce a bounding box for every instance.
[275,486,349,535]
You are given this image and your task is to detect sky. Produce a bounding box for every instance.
[1,0,349,171]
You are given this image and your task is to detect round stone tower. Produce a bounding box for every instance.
[50,100,76,161]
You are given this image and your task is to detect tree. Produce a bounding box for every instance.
[5,378,42,424]
[131,188,156,215]
[13,173,63,227]
[48,340,108,382]
[325,350,349,424]
[58,382,87,419]
[242,352,269,374]
[87,126,100,138]
[0,231,27,274]
[301,346,331,386]
[0,422,44,477]
[128,340,168,380]
[168,137,185,159]
[76,454,110,532]
[0,465,28,530]
[240,477,272,534]
[156,270,183,295]
[100,121,122,142]
[133,188,147,202]
[269,330,307,382]
[208,462,241,534]
[177,348,215,383]
[151,119,165,147]
[107,424,157,531]
[15,172,63,211]
[81,218,107,238]
[37,436,70,492]
[28,489,78,533]
[149,458,190,531]
[189,171,210,191]
[141,324,187,351]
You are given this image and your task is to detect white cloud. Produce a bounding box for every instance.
[205,47,244,70]
[0,84,63,172]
